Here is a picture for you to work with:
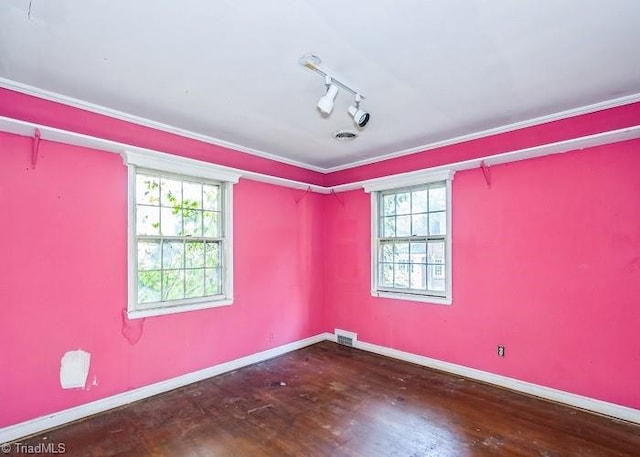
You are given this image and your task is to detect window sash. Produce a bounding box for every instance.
[123,150,239,319]
[135,237,225,308]
[134,170,225,302]
[130,167,232,316]
[376,237,447,297]
[372,180,451,301]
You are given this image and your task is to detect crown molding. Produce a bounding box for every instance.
[0,115,331,194]
[0,77,326,173]
[1,115,639,196]
[2,77,639,175]
[324,92,640,173]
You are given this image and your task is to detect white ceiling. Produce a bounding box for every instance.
[1,0,639,171]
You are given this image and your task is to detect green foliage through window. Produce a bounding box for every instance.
[135,172,224,305]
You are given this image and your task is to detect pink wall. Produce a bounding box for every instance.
[324,139,640,409]
[0,133,325,427]
[0,88,325,186]
[325,102,640,186]
[1,89,639,430]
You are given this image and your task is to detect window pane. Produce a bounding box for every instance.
[396,215,411,237]
[138,271,161,303]
[161,207,182,236]
[427,241,445,264]
[162,270,184,301]
[185,241,205,268]
[379,243,393,262]
[410,242,426,264]
[429,185,446,211]
[162,241,184,269]
[394,263,410,288]
[161,177,182,208]
[394,242,409,263]
[203,211,220,238]
[138,241,161,270]
[205,241,220,268]
[411,213,428,236]
[205,268,221,295]
[382,216,396,237]
[134,171,227,308]
[411,189,428,213]
[379,263,394,287]
[375,181,448,296]
[410,263,427,290]
[185,269,205,298]
[429,211,446,235]
[137,206,160,236]
[183,181,202,210]
[203,184,220,211]
[136,175,160,205]
[183,208,203,237]
[396,192,410,215]
[382,194,395,216]
[427,265,446,291]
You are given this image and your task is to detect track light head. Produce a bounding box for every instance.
[317,81,339,116]
[348,94,370,128]
[302,56,371,126]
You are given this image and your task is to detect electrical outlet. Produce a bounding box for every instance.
[497,345,505,357]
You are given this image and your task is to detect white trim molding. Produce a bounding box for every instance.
[2,76,639,174]
[0,77,326,173]
[0,115,330,194]
[0,334,329,445]
[344,338,640,425]
[362,169,455,193]
[324,92,640,173]
[1,115,639,196]
[369,174,454,305]
[122,149,242,184]
[338,125,640,194]
[122,152,238,319]
[3,333,639,445]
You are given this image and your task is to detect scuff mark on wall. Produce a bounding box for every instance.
[84,375,99,391]
[60,350,91,389]
[121,308,145,345]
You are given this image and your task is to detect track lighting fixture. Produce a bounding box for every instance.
[317,76,339,115]
[300,53,371,129]
[348,94,370,128]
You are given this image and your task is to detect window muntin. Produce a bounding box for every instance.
[134,171,228,312]
[376,182,449,299]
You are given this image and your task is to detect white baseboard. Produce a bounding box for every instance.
[4,331,638,445]
[338,336,640,425]
[0,333,328,444]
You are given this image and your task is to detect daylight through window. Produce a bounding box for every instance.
[135,172,225,305]
[123,149,239,319]
[370,176,452,304]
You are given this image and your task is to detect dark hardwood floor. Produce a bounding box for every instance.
[7,341,640,456]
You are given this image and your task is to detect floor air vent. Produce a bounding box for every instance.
[335,329,358,347]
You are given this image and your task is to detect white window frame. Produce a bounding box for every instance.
[365,169,454,305]
[122,150,241,319]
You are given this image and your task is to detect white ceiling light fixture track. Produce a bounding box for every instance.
[300,54,370,128]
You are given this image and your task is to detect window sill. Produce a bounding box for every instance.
[128,297,233,319]
[371,290,452,306]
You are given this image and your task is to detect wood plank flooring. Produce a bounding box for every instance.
[7,341,640,456]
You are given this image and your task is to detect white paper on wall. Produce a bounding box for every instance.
[59,350,91,389]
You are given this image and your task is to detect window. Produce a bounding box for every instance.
[123,150,241,318]
[366,170,453,305]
